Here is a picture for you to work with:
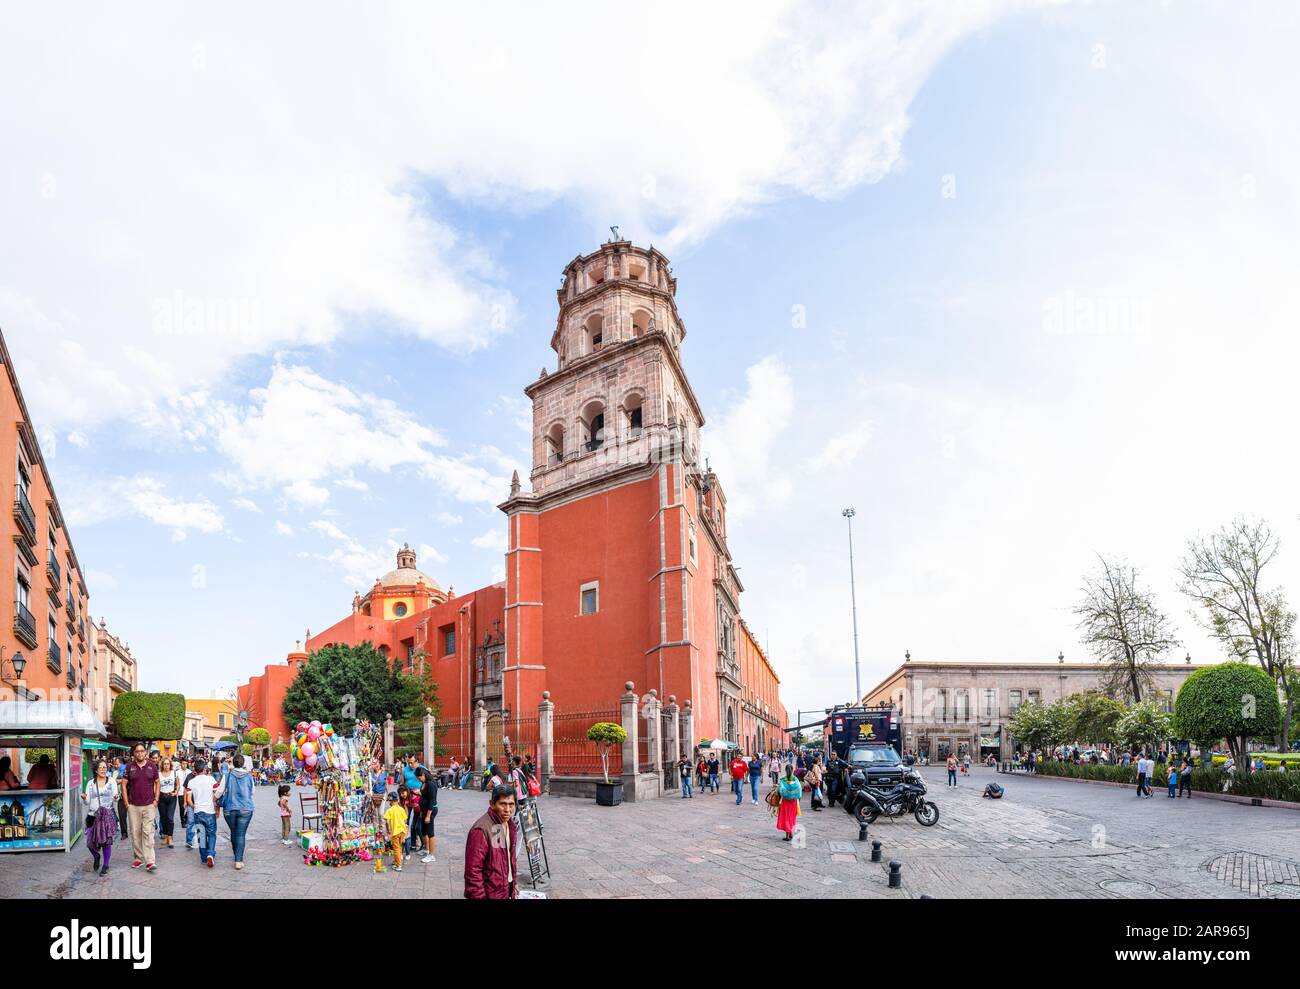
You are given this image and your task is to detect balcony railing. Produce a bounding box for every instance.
[12,485,36,545]
[78,618,85,640]
[13,600,37,648]
[110,673,132,693]
[47,639,61,673]
[66,591,76,617]
[46,549,61,587]
[66,665,76,689]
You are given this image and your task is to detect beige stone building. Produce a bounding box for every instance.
[861,657,1210,762]
[88,618,137,730]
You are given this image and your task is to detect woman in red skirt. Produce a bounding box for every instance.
[776,764,802,841]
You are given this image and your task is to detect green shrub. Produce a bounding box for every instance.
[111,692,186,742]
[1031,758,1300,801]
[246,727,271,746]
[24,747,56,764]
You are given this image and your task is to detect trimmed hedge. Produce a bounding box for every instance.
[111,691,186,742]
[1031,759,1300,802]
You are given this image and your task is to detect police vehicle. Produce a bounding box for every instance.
[824,705,905,790]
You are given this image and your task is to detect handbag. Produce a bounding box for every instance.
[527,777,541,797]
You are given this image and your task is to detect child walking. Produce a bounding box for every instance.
[278,784,293,844]
[384,791,408,872]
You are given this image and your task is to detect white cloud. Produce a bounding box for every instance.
[0,4,1012,435]
[471,528,507,553]
[417,542,448,565]
[84,568,119,592]
[309,519,349,542]
[806,422,874,472]
[274,520,294,536]
[434,511,463,527]
[231,496,261,513]
[704,356,795,518]
[64,475,224,542]
[67,430,89,448]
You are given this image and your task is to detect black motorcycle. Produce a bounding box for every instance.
[845,767,939,827]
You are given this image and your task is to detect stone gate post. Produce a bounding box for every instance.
[667,694,681,761]
[383,713,394,766]
[643,689,662,798]
[620,681,639,800]
[422,706,435,769]
[681,699,695,760]
[474,700,488,772]
[537,690,554,791]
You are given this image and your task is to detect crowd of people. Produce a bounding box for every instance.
[79,742,256,876]
[76,743,534,899]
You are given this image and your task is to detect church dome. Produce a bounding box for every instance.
[376,543,441,592]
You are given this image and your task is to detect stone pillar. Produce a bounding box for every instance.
[681,699,695,760]
[666,695,681,761]
[383,713,394,767]
[422,706,435,769]
[474,700,488,771]
[643,689,663,797]
[537,690,554,792]
[620,681,639,800]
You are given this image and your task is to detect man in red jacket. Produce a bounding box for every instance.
[464,784,519,899]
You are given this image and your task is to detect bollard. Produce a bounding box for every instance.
[871,839,882,863]
[857,821,869,842]
[888,860,902,888]
[919,894,933,900]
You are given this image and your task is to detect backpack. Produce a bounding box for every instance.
[983,783,1004,799]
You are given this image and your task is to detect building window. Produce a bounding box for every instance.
[1009,689,1022,714]
[580,581,599,615]
[16,573,29,610]
[1027,689,1041,706]
[688,520,697,565]
[393,602,408,617]
[442,626,456,656]
[982,689,996,718]
[955,689,969,722]
[218,714,226,728]
[935,689,948,721]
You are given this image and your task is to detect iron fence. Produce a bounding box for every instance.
[553,705,622,777]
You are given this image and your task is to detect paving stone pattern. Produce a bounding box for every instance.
[4,768,1298,899]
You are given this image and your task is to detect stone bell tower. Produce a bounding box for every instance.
[498,237,731,746]
[522,237,702,497]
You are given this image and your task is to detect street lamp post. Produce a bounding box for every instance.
[843,508,862,702]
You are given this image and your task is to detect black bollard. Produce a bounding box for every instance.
[888,860,902,888]
[858,820,869,842]
[871,839,882,863]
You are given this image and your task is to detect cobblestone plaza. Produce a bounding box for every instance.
[6,767,1298,900]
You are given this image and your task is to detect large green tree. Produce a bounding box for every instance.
[280,642,419,734]
[1179,518,1296,747]
[1062,691,1125,746]
[1007,700,1066,751]
[1173,662,1281,767]
[1113,700,1172,754]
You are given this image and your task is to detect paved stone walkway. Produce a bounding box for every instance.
[4,767,1298,898]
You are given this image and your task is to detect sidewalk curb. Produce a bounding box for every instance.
[1005,770,1300,811]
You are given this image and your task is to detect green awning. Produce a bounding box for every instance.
[82,740,131,751]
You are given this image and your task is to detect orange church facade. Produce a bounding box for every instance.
[240,240,787,754]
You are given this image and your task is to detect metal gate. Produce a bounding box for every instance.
[486,713,504,769]
[661,710,677,792]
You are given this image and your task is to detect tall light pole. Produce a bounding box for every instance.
[843,508,862,702]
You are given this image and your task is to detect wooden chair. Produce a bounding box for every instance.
[300,791,322,832]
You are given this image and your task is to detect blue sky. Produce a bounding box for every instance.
[3,2,1298,717]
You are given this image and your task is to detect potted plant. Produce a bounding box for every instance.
[587,721,628,805]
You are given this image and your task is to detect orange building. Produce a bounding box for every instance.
[239,240,787,754]
[0,331,92,706]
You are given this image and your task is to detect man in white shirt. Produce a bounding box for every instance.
[185,763,225,868]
